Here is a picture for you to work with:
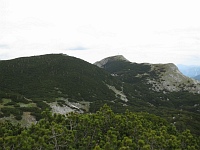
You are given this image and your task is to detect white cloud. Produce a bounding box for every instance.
[0,44,9,49]
[68,45,89,51]
[0,0,200,65]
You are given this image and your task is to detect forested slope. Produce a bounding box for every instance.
[0,54,122,122]
[0,54,200,137]
[94,56,200,136]
[0,54,119,101]
[0,105,199,150]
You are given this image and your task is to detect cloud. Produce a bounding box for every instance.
[68,46,88,51]
[77,25,116,38]
[0,52,11,60]
[0,44,9,49]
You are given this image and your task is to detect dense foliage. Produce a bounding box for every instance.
[0,54,121,122]
[98,59,200,135]
[0,105,199,150]
[0,54,200,137]
[0,54,119,101]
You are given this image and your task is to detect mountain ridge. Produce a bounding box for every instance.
[95,56,200,93]
[0,54,124,124]
[0,54,200,135]
[94,55,200,135]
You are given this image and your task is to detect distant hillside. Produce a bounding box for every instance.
[177,64,200,77]
[194,75,200,81]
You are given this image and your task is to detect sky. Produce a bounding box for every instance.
[0,0,200,65]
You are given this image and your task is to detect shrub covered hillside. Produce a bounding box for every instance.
[94,56,200,136]
[0,54,120,101]
[0,105,199,150]
[0,54,200,137]
[0,54,121,123]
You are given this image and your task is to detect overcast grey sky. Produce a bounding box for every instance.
[0,0,200,65]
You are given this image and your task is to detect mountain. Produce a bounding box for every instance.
[94,55,200,135]
[0,54,200,135]
[177,64,200,78]
[0,54,124,124]
[0,54,120,101]
[95,56,200,93]
[194,75,200,81]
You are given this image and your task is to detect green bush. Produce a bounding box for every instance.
[0,105,199,150]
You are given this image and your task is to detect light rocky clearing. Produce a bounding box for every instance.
[107,84,128,102]
[50,104,76,114]
[21,112,37,126]
[94,55,129,68]
[49,99,89,114]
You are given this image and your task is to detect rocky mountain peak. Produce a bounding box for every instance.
[148,63,200,93]
[94,55,129,68]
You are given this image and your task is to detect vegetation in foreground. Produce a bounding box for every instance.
[0,105,199,150]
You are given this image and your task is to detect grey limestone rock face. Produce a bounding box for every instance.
[148,63,200,93]
[94,55,129,68]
